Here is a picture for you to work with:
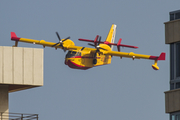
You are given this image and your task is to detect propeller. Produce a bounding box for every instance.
[87,36,106,64]
[88,36,106,51]
[52,32,70,52]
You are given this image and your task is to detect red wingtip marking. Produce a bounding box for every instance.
[158,52,166,60]
[149,52,166,60]
[11,32,17,38]
[11,32,20,41]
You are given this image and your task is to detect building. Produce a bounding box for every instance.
[164,10,180,120]
[0,46,43,119]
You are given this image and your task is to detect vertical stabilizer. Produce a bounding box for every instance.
[105,24,117,50]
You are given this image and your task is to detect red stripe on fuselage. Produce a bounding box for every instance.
[71,56,102,59]
[66,60,91,70]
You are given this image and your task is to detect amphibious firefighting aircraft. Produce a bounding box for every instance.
[11,24,165,70]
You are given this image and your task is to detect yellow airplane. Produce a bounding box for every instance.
[11,24,165,70]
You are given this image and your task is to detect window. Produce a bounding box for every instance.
[65,51,81,58]
[76,52,81,56]
[176,82,180,89]
[170,44,175,80]
[170,112,180,120]
[176,43,180,77]
[170,43,180,90]
[171,114,175,120]
[65,51,77,58]
[170,10,180,21]
[175,12,180,19]
[170,14,175,21]
[177,114,180,120]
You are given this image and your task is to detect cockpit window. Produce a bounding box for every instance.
[76,52,81,56]
[66,51,81,58]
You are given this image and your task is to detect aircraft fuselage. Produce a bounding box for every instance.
[64,49,112,70]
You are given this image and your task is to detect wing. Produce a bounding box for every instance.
[103,51,165,60]
[11,32,82,51]
[102,50,165,70]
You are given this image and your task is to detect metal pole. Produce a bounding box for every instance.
[21,114,23,120]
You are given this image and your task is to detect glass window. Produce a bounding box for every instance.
[177,114,180,120]
[170,43,180,89]
[76,52,81,56]
[171,112,180,120]
[170,10,180,21]
[176,82,180,89]
[171,114,175,120]
[65,51,77,58]
[175,12,180,20]
[170,83,174,90]
[176,43,180,77]
[170,14,175,21]
[170,44,175,80]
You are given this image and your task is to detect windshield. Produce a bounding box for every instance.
[66,51,81,58]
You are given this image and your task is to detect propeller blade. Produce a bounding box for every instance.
[62,46,66,52]
[52,42,60,47]
[54,32,70,52]
[88,43,95,47]
[58,43,66,52]
[81,47,85,51]
[88,42,106,50]
[99,47,107,51]
[56,32,61,41]
[62,36,70,42]
[98,36,101,45]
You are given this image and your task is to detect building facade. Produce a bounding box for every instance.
[0,46,43,119]
[164,10,180,120]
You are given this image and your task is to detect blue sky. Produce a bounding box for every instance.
[1,0,179,120]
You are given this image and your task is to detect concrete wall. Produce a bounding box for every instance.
[165,19,180,44]
[0,85,8,119]
[165,88,180,113]
[0,46,43,92]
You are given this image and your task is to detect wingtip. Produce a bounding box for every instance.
[134,46,139,48]
[158,52,166,60]
[11,32,20,41]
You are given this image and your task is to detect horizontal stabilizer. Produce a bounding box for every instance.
[79,37,138,49]
[106,42,138,49]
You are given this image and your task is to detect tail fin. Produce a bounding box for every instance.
[105,24,117,50]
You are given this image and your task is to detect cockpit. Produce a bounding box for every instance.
[65,51,81,58]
